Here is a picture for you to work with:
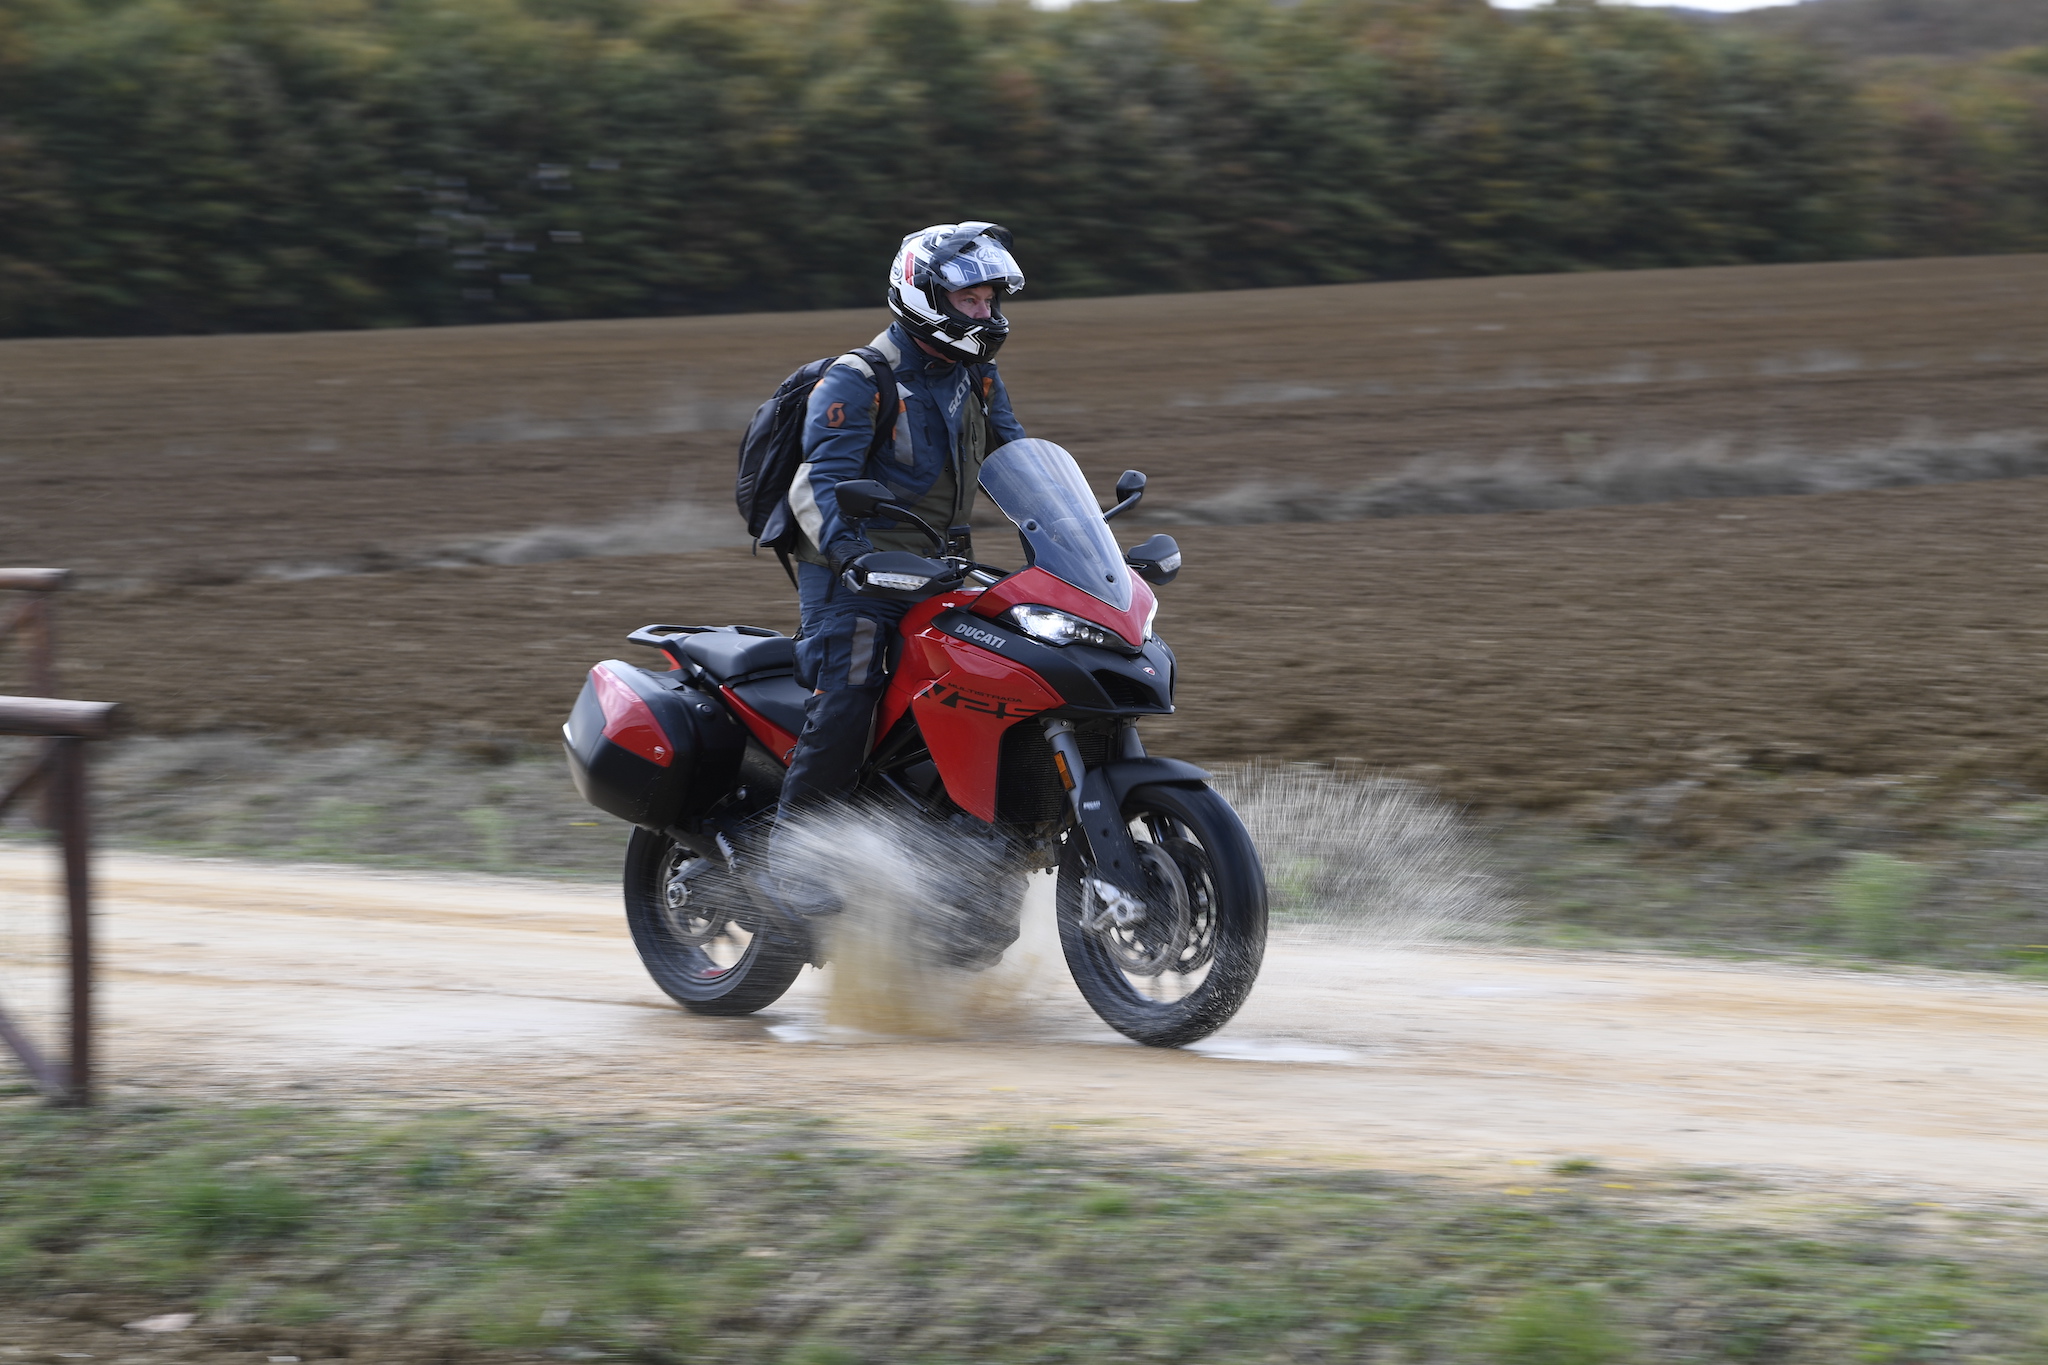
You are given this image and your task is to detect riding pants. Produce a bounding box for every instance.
[778,561,912,815]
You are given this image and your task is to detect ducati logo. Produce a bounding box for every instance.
[950,622,1005,650]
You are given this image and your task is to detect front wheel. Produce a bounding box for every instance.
[1057,782,1267,1047]
[623,827,808,1015]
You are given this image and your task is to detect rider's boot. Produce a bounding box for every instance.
[761,687,882,920]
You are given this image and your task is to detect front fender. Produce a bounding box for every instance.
[1098,757,1210,809]
[1072,757,1214,899]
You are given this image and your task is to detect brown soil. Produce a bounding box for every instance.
[5,253,2048,810]
[20,476,2048,816]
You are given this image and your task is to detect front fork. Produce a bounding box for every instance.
[1043,718,1152,904]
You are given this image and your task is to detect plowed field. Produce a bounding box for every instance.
[4,253,2048,811]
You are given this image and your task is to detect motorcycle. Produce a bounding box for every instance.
[563,438,1266,1047]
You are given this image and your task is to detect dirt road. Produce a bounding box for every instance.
[3,847,2043,1201]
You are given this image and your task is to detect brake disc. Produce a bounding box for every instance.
[1160,835,1217,972]
[1087,843,1192,976]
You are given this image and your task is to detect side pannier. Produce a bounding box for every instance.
[563,661,744,829]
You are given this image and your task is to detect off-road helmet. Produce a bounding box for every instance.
[887,221,1024,364]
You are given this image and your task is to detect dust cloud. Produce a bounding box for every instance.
[1215,763,1510,945]
[261,498,745,581]
[1155,429,2048,525]
[773,811,1062,1040]
[775,764,1507,1043]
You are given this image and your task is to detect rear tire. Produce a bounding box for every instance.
[1057,782,1266,1047]
[624,827,807,1015]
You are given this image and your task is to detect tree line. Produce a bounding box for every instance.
[0,0,2042,336]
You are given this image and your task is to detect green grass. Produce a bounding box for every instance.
[1489,1285,1626,1365]
[1827,852,1935,960]
[3,1103,2047,1363]
[1500,801,2048,973]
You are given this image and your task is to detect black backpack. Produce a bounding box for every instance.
[735,345,896,564]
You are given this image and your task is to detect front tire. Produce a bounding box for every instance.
[624,827,807,1015]
[1057,782,1267,1047]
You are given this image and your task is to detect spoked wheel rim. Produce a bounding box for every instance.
[1078,811,1221,1006]
[652,842,762,983]
[1057,781,1267,1048]
[624,827,808,1015]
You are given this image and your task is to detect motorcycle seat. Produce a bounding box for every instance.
[728,674,811,742]
[681,630,795,683]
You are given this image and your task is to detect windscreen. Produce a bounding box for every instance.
[979,439,1131,611]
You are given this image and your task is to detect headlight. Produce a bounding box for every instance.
[1000,604,1121,649]
[1144,596,1159,640]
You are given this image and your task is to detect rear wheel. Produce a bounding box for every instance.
[1057,782,1267,1047]
[623,827,807,1015]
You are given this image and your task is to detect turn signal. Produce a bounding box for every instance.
[589,666,674,767]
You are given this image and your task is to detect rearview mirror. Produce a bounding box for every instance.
[836,479,895,521]
[1124,533,1181,586]
[1105,469,1147,522]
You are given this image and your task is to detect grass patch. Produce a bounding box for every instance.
[1488,1285,1627,1364]
[1500,796,2048,973]
[1827,852,1934,959]
[2,1104,2046,1363]
[163,1169,312,1248]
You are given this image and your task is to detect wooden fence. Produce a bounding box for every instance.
[0,569,117,1106]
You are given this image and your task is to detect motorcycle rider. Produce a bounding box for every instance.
[773,222,1029,847]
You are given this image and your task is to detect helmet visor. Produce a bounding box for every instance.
[933,235,1024,295]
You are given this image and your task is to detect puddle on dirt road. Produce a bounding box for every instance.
[760,1014,1360,1066]
[764,1022,894,1046]
[1186,1037,1360,1064]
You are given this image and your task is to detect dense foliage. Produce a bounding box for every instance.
[1860,47,2048,257]
[0,0,2041,335]
[1725,0,2048,62]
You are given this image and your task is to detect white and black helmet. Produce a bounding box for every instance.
[887,221,1024,364]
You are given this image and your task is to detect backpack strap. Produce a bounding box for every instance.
[845,345,898,443]
[771,346,898,590]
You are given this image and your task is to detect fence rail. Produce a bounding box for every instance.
[0,568,114,1107]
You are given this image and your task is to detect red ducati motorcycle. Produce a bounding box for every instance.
[564,439,1266,1047]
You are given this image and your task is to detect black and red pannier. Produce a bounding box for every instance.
[562,661,744,830]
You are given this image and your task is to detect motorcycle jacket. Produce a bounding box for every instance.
[784,323,1027,569]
